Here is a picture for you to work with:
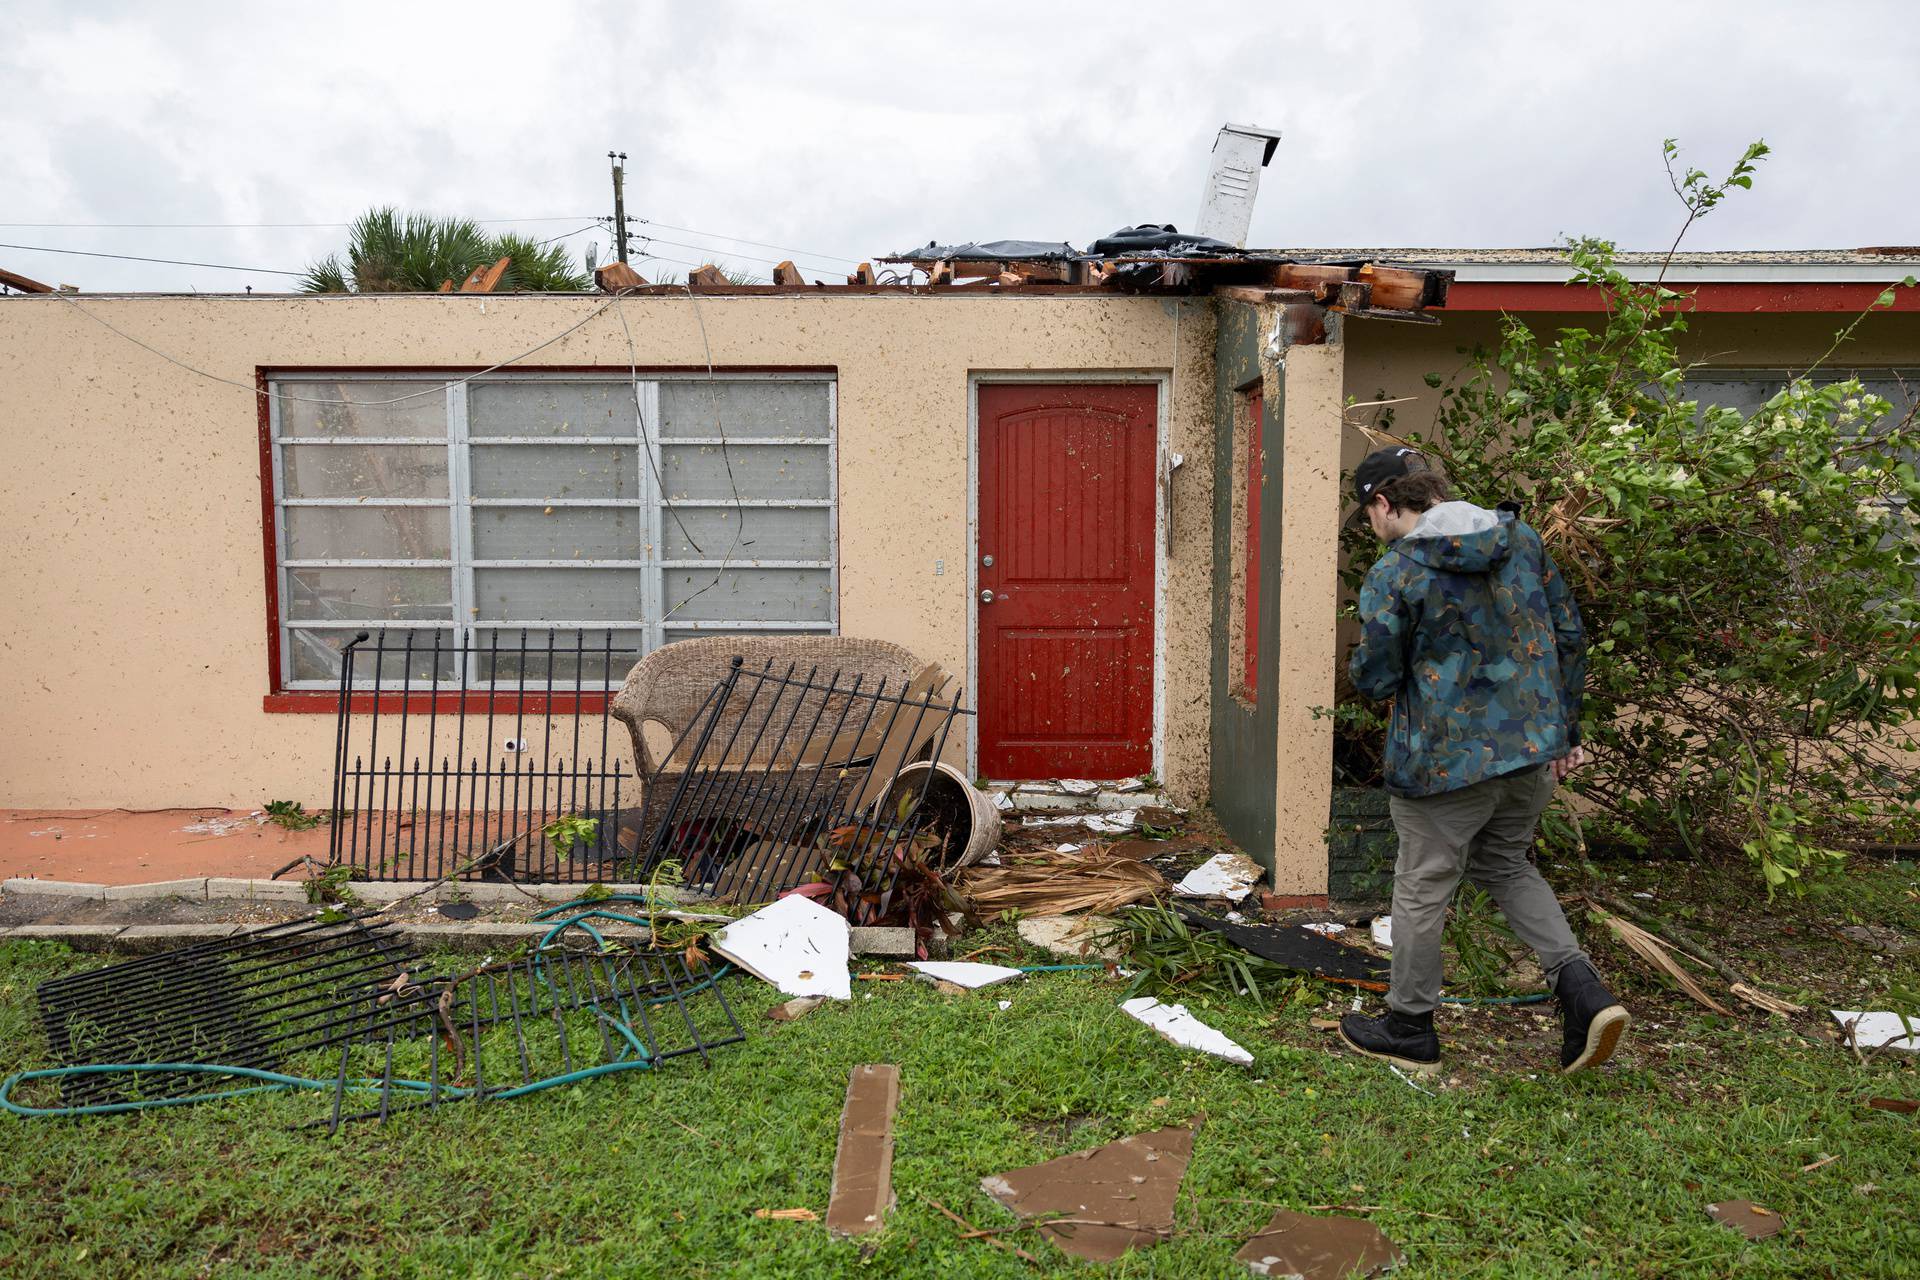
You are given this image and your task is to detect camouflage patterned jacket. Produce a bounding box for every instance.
[1349,501,1586,798]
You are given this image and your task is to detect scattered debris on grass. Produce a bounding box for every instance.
[1706,1200,1783,1240]
[826,1064,900,1237]
[958,849,1164,916]
[1371,916,1394,950]
[436,901,480,921]
[980,1124,1193,1262]
[1024,810,1140,835]
[1174,853,1262,903]
[752,1208,819,1222]
[906,961,1023,989]
[1831,1009,1920,1055]
[1018,914,1121,961]
[1590,905,1733,1016]
[712,895,852,1000]
[1865,1096,1918,1115]
[1302,921,1346,937]
[1180,911,1390,989]
[767,996,826,1023]
[1234,1208,1405,1278]
[926,1196,1041,1265]
[1120,997,1254,1066]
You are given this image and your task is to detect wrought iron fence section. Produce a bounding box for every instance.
[638,657,972,913]
[327,630,638,882]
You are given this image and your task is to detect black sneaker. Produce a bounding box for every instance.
[1338,1008,1441,1074]
[1556,959,1630,1074]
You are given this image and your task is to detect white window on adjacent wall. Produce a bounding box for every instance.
[268,373,837,688]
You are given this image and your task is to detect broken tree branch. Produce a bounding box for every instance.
[1585,892,1806,1016]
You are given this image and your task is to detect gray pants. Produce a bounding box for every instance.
[1387,764,1589,1015]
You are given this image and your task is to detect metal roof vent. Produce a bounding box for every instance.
[1195,123,1283,248]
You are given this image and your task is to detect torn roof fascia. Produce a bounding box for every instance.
[1274,247,1920,284]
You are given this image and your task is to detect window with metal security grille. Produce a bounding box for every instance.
[267,373,837,689]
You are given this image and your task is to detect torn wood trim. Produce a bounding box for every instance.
[687,264,731,288]
[771,260,807,287]
[0,265,55,294]
[1342,305,1443,325]
[595,261,650,291]
[459,256,512,293]
[848,262,877,286]
[826,1064,901,1237]
[1211,285,1317,305]
[927,260,954,288]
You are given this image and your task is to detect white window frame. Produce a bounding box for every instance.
[269,370,839,689]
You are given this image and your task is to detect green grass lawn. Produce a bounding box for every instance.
[2,860,1917,1279]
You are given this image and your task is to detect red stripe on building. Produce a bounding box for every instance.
[1439,280,1919,314]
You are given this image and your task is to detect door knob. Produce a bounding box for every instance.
[980,589,995,603]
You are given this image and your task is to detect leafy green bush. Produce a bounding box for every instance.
[1347,141,1920,890]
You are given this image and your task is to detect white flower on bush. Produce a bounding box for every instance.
[1670,466,1690,486]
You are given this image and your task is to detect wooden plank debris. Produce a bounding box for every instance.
[595,261,649,291]
[826,1064,901,1237]
[687,263,730,288]
[458,256,511,293]
[771,260,807,287]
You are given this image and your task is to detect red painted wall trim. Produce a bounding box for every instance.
[263,363,838,375]
[264,691,612,715]
[1440,280,1919,314]
[256,368,283,695]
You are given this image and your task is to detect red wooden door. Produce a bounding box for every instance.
[977,383,1157,779]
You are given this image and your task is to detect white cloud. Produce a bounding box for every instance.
[2,0,1916,292]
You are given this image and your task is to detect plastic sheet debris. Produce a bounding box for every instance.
[1182,911,1391,987]
[1371,917,1395,950]
[712,895,852,1001]
[1706,1200,1783,1240]
[906,960,1023,989]
[826,1064,900,1237]
[980,1125,1193,1262]
[1831,1010,1920,1053]
[1121,997,1254,1066]
[1174,853,1261,903]
[1234,1209,1405,1278]
[1302,922,1347,937]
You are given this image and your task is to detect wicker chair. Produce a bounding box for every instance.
[612,635,929,776]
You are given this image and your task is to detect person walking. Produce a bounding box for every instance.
[1338,446,1628,1076]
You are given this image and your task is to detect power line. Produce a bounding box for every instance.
[633,234,842,273]
[629,217,862,266]
[0,216,600,229]
[0,242,304,276]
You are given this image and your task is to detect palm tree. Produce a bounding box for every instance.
[301,208,589,292]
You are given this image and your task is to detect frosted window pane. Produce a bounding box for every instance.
[470,444,638,501]
[471,629,648,684]
[472,507,642,560]
[473,568,645,621]
[469,382,637,437]
[284,506,451,560]
[275,381,447,438]
[662,507,830,561]
[662,568,832,621]
[660,381,830,438]
[283,445,448,499]
[289,628,457,684]
[661,444,829,501]
[287,567,454,621]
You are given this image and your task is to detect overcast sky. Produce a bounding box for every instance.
[4,0,1916,293]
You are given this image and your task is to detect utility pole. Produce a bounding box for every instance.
[607,151,630,264]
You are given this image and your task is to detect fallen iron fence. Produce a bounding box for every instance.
[327,630,639,883]
[637,657,972,915]
[14,908,746,1129]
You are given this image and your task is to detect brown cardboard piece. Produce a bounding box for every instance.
[1234,1209,1405,1278]
[979,1125,1193,1262]
[825,1064,901,1237]
[1706,1200,1784,1240]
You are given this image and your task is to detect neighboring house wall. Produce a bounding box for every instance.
[0,293,1217,809]
[1209,300,1276,862]
[1209,300,1344,896]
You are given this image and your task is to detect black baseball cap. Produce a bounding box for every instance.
[1346,446,1432,526]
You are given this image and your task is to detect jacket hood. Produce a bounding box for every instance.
[1394,501,1512,574]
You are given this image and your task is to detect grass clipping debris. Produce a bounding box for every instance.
[957,849,1165,916]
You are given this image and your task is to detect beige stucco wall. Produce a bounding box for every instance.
[0,292,1216,809]
[1267,333,1344,895]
